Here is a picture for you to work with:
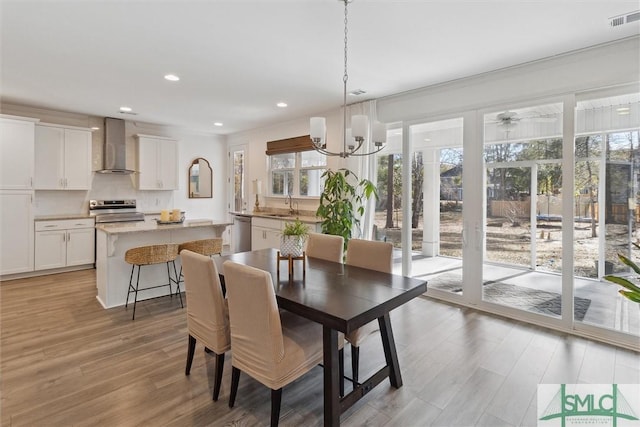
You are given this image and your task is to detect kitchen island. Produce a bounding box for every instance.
[95,219,231,308]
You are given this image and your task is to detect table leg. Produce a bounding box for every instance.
[322,326,340,426]
[378,313,402,388]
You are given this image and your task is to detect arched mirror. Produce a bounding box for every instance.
[188,157,213,198]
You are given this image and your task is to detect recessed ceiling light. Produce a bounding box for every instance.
[164,74,180,82]
[214,122,223,127]
[277,102,288,108]
[617,106,630,115]
[90,127,100,131]
[120,106,132,112]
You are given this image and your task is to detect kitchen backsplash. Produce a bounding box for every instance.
[34,173,174,216]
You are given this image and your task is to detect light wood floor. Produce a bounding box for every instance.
[2,269,638,427]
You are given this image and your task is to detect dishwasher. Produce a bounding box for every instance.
[233,215,252,253]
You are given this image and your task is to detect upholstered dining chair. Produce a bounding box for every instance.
[305,232,344,263]
[223,260,333,426]
[181,249,230,401]
[344,238,394,386]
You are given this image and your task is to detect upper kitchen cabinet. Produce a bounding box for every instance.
[0,115,37,190]
[134,134,178,190]
[34,124,92,190]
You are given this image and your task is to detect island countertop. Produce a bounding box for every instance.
[96,219,232,235]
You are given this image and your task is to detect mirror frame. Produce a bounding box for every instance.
[188,157,213,199]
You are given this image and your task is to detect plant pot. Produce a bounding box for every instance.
[281,235,304,257]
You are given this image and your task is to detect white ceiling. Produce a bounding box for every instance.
[1,1,638,135]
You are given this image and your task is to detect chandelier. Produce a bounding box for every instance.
[310,0,387,158]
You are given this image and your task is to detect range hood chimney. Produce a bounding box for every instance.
[96,117,136,174]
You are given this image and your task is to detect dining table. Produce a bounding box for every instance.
[213,248,428,426]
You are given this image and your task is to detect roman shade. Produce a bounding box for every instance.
[265,135,313,155]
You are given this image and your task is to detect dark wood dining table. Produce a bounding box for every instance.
[213,248,427,426]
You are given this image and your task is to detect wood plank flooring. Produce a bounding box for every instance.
[1,269,638,426]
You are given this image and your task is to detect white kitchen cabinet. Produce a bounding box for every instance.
[134,135,178,190]
[35,218,95,270]
[0,116,37,190]
[34,124,92,190]
[251,217,283,251]
[0,191,34,275]
[250,217,321,251]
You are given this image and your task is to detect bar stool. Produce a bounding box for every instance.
[124,243,182,320]
[177,238,223,285]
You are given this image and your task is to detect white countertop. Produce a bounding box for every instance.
[35,214,92,221]
[96,219,231,235]
[229,211,322,224]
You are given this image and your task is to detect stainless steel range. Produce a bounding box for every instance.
[89,199,145,223]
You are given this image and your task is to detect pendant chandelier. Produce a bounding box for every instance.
[310,0,387,158]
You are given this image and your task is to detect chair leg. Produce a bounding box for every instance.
[229,367,240,408]
[132,265,141,320]
[125,264,135,309]
[213,353,225,401]
[185,335,196,375]
[271,388,282,427]
[170,260,183,308]
[351,344,359,385]
[339,348,345,397]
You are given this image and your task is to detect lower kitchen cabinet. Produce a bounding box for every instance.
[251,217,283,251]
[35,218,95,270]
[250,216,322,251]
[0,191,34,275]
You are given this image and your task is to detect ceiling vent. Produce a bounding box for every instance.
[610,10,640,27]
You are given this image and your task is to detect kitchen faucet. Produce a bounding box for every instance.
[287,194,295,215]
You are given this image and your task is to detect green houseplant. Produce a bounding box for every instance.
[280,218,310,257]
[316,168,377,251]
[603,242,640,303]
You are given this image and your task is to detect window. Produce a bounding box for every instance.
[267,136,326,197]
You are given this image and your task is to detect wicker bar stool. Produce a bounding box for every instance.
[125,243,182,320]
[177,238,223,285]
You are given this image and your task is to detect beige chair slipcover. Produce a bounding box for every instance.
[344,238,394,385]
[181,249,230,401]
[305,232,344,263]
[223,260,330,426]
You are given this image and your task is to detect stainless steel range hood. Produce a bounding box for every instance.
[96,117,136,174]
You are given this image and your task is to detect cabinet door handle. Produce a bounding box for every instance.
[59,178,64,188]
[44,225,57,228]
[67,232,70,241]
[62,232,66,242]
[65,178,68,187]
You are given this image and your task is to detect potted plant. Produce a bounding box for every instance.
[280,218,310,257]
[603,242,640,303]
[316,168,377,252]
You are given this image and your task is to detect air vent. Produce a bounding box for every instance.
[610,10,640,27]
[119,111,138,115]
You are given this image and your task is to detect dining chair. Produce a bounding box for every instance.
[344,238,394,386]
[223,260,335,426]
[305,232,344,263]
[181,249,230,401]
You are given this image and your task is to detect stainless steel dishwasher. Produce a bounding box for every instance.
[233,214,252,253]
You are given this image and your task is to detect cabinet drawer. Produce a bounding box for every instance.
[35,218,94,231]
[252,217,282,229]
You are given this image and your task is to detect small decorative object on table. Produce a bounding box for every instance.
[156,208,184,224]
[277,219,309,280]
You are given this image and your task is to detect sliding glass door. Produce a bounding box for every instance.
[482,102,566,318]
